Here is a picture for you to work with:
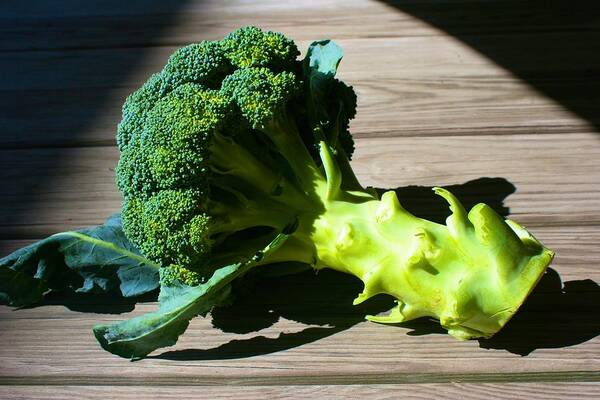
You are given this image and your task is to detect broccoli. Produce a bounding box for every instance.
[104,26,555,353]
[0,26,555,359]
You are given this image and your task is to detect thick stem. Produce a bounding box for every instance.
[205,199,302,270]
[256,235,317,266]
[302,189,554,340]
[261,112,324,196]
[210,131,310,210]
[209,196,296,236]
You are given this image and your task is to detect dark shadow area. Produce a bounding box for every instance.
[376,177,515,224]
[480,268,600,355]
[0,1,191,239]
[35,289,158,315]
[376,0,600,132]
[153,268,395,361]
[154,177,520,361]
[361,267,600,355]
[153,326,350,361]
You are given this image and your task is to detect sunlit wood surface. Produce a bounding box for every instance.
[1,1,599,398]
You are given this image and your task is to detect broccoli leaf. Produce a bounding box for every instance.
[303,40,362,190]
[305,39,343,77]
[303,40,344,140]
[0,214,159,307]
[93,227,294,360]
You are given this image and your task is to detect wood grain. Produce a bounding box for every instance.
[0,223,598,381]
[0,383,599,399]
[2,72,592,148]
[1,0,597,50]
[0,305,597,381]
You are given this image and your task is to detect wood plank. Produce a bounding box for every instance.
[2,32,597,147]
[0,290,598,380]
[0,0,421,51]
[353,134,600,228]
[0,382,599,399]
[1,0,597,51]
[6,35,527,93]
[0,132,598,237]
[0,226,598,380]
[2,0,597,151]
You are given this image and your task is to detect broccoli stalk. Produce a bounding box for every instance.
[276,142,554,339]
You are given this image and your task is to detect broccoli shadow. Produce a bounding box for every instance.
[376,176,515,225]
[154,266,600,360]
[479,268,600,356]
[34,289,158,315]
[154,176,540,361]
[374,267,600,356]
[152,268,395,361]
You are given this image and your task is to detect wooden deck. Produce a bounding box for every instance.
[1,1,599,398]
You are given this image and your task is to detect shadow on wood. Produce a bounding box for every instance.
[152,268,394,361]
[0,1,191,239]
[154,267,600,360]
[392,267,600,356]
[376,0,600,132]
[38,290,158,315]
[376,177,515,225]
[480,268,600,356]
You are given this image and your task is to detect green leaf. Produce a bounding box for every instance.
[0,214,160,307]
[302,40,361,191]
[303,40,343,134]
[93,228,293,359]
[303,40,357,150]
[306,40,344,77]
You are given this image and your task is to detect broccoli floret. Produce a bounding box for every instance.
[221,26,299,69]
[116,73,165,150]
[115,26,554,341]
[162,41,232,89]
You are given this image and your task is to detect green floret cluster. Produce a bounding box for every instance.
[116,27,354,284]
